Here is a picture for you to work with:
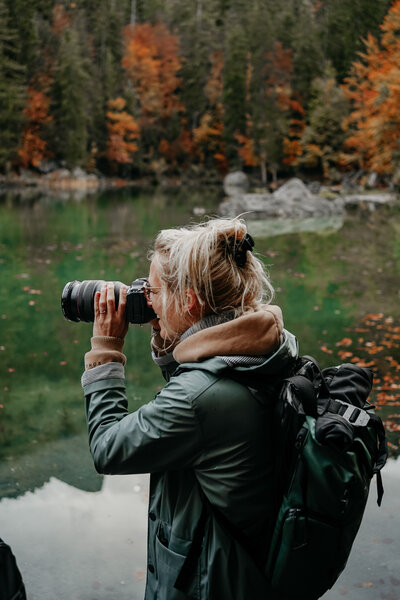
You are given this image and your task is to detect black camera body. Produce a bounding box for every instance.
[61,278,157,324]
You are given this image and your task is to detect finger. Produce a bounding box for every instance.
[94,291,101,319]
[99,284,107,314]
[107,282,115,311]
[116,285,127,315]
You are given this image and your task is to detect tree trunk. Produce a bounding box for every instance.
[130,0,136,26]
[196,0,203,28]
[260,157,267,185]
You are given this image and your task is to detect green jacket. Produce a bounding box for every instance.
[82,328,298,599]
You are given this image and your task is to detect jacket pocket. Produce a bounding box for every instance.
[155,534,200,600]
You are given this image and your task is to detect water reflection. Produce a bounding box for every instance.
[247,215,344,238]
[0,473,149,600]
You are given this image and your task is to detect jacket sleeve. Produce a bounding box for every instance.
[83,367,203,475]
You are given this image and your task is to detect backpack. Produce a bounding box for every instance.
[265,355,387,599]
[0,538,27,600]
[175,355,388,600]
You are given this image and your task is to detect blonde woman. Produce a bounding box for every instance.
[82,218,298,599]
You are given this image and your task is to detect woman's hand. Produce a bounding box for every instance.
[93,282,129,339]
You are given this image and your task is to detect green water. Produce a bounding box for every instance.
[1,188,400,600]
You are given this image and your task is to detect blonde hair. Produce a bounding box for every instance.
[150,218,274,335]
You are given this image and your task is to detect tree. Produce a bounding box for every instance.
[0,0,25,170]
[222,24,247,164]
[51,19,90,167]
[244,41,298,184]
[106,97,139,167]
[18,85,52,168]
[342,0,400,174]
[298,64,349,178]
[122,21,184,167]
[123,22,183,126]
[193,50,228,172]
[315,0,391,82]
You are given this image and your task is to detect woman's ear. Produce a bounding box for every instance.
[185,289,201,317]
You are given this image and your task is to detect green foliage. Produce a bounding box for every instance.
[51,25,91,167]
[0,0,25,170]
[300,63,350,177]
[223,24,247,163]
[316,0,392,81]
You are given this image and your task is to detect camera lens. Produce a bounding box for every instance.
[61,280,122,322]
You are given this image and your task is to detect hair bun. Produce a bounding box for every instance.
[223,233,255,267]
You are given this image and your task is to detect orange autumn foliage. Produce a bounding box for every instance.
[18,87,52,168]
[51,4,70,38]
[342,0,400,174]
[106,98,139,165]
[122,22,183,126]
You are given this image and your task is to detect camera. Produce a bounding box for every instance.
[61,278,157,324]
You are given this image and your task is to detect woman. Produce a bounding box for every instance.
[81,218,298,599]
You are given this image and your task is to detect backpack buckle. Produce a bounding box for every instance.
[335,400,371,427]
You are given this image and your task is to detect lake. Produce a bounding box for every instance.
[0,187,400,599]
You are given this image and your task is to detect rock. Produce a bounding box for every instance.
[37,161,58,174]
[219,177,345,220]
[341,193,397,209]
[223,171,249,197]
[273,178,314,203]
[307,181,321,195]
[72,166,87,179]
[193,207,206,216]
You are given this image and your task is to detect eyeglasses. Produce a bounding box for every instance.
[142,280,162,304]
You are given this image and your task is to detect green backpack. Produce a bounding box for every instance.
[175,356,388,600]
[265,356,387,599]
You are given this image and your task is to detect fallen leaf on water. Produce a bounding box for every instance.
[320,345,333,354]
[363,313,383,321]
[338,351,353,360]
[336,337,353,347]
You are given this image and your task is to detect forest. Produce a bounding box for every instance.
[1,0,399,184]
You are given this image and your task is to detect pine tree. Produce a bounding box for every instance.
[222,24,247,165]
[299,63,349,178]
[316,0,392,82]
[0,0,25,170]
[51,22,90,167]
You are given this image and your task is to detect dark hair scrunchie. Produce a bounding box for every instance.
[223,233,255,268]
